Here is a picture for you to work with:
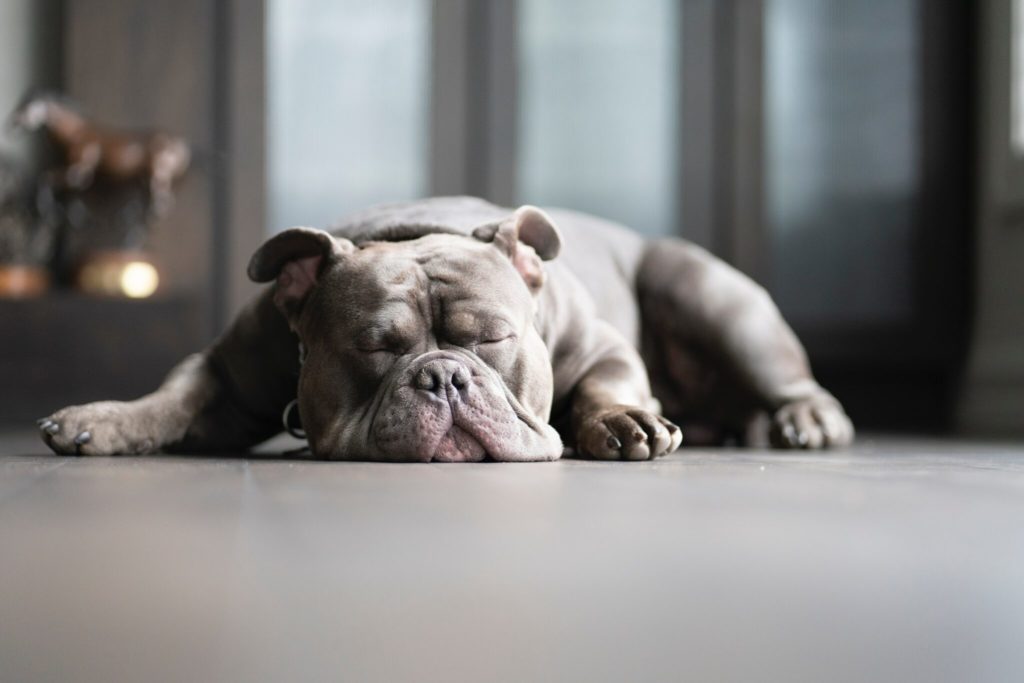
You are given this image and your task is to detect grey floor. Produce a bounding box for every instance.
[2,432,1023,683]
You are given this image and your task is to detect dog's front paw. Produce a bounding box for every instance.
[38,402,158,456]
[770,394,853,449]
[576,406,683,460]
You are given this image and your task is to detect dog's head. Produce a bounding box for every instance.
[249,206,565,461]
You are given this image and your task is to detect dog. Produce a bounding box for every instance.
[39,196,853,460]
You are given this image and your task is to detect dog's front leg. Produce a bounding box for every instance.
[39,353,218,455]
[570,324,683,460]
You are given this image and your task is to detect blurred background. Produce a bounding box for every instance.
[0,0,1019,439]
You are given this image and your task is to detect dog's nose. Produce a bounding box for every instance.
[414,359,471,397]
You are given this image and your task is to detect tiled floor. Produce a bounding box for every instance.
[2,432,1023,683]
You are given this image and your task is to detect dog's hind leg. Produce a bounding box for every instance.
[636,238,854,449]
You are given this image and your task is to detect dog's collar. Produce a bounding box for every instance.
[282,399,306,440]
[281,340,307,440]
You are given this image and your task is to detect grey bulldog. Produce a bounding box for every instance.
[39,196,853,460]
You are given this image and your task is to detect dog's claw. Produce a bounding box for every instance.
[607,436,621,449]
[74,431,91,445]
[36,418,50,427]
[44,422,59,434]
[781,423,797,445]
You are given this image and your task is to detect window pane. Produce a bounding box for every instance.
[517,0,679,235]
[267,0,430,233]
[766,0,919,325]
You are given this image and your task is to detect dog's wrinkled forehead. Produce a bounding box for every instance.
[318,233,532,331]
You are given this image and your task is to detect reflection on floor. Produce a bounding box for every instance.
[2,431,1023,683]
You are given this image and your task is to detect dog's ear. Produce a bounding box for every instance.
[248,227,353,321]
[472,205,562,292]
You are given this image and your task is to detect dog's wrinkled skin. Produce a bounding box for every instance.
[40,197,853,460]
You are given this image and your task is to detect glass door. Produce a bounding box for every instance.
[762,0,973,427]
[515,0,681,236]
[266,0,431,233]
[765,0,919,328]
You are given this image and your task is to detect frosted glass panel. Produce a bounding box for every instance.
[767,0,918,324]
[267,0,430,233]
[517,0,679,235]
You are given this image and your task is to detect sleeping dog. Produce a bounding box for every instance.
[39,197,853,460]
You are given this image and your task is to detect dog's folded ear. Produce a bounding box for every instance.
[472,205,562,292]
[248,227,353,321]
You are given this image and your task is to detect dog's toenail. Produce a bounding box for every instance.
[607,436,621,449]
[45,423,59,434]
[74,431,91,445]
